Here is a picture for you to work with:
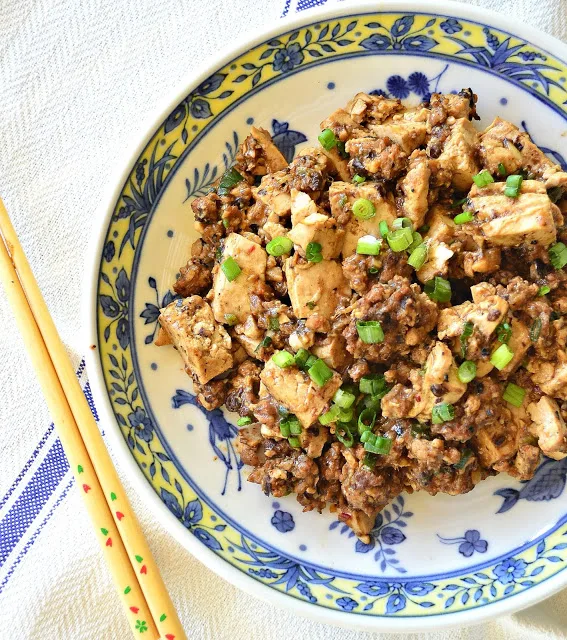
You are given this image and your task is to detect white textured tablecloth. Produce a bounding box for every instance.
[2,0,567,638]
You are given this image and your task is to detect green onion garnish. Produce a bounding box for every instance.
[333,388,356,409]
[458,360,477,383]
[237,416,252,426]
[418,224,430,234]
[288,436,301,448]
[294,349,310,369]
[387,226,413,252]
[352,198,376,220]
[308,358,333,387]
[337,406,354,422]
[363,452,377,469]
[217,167,244,196]
[361,432,392,455]
[548,186,563,203]
[359,374,387,396]
[336,140,348,159]
[432,403,455,424]
[504,173,523,198]
[530,317,542,342]
[306,242,323,263]
[451,197,467,209]
[320,405,340,425]
[358,408,377,435]
[454,211,475,224]
[266,236,293,257]
[454,449,472,470]
[353,174,366,184]
[222,218,229,228]
[318,128,337,150]
[424,276,452,303]
[335,422,355,448]
[503,382,526,407]
[391,217,413,231]
[221,256,241,282]
[224,313,238,326]
[538,285,551,297]
[549,242,567,270]
[496,322,512,344]
[356,235,382,255]
[268,316,280,331]
[279,420,291,437]
[271,350,295,368]
[407,243,428,270]
[358,394,381,416]
[460,320,474,358]
[255,335,272,352]
[406,231,423,253]
[379,220,389,238]
[490,343,514,370]
[356,320,385,344]
[498,163,507,176]
[472,169,494,188]
[305,354,318,369]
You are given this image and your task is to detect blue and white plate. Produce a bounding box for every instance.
[86,0,567,631]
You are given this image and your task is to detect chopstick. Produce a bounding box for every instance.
[0,197,186,640]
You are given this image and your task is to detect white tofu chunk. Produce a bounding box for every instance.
[159,296,232,384]
[528,396,567,460]
[416,241,454,284]
[369,119,427,154]
[211,233,267,324]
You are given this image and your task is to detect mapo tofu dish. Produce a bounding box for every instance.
[157,89,567,541]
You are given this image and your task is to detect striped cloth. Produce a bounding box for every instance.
[1,0,567,638]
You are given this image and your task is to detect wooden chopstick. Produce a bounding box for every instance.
[0,197,186,640]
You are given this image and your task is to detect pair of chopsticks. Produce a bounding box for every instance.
[0,196,186,640]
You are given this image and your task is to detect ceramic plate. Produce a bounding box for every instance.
[86,1,567,631]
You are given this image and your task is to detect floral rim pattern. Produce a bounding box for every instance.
[96,11,567,617]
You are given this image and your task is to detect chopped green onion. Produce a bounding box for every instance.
[254,335,272,352]
[289,421,302,436]
[305,355,318,369]
[490,343,514,370]
[288,436,301,448]
[498,163,507,176]
[472,169,494,188]
[359,374,387,396]
[338,406,354,422]
[266,236,293,257]
[387,226,413,252]
[336,140,348,159]
[268,316,280,331]
[451,197,467,208]
[318,128,337,150]
[281,414,301,435]
[333,388,356,409]
[224,313,238,326]
[362,452,377,469]
[357,235,382,255]
[407,243,428,270]
[358,408,376,435]
[454,449,473,470]
[279,421,291,437]
[548,186,563,203]
[272,350,295,368]
[392,217,413,231]
[503,382,526,408]
[353,174,366,184]
[530,317,542,342]
[460,320,474,358]
[306,301,316,310]
[379,220,389,238]
[222,218,229,228]
[320,405,340,425]
[504,173,523,198]
[496,322,512,344]
[356,320,385,344]
[237,416,252,426]
[277,405,289,417]
[221,256,241,282]
[458,361,477,383]
[306,242,323,263]
[294,349,310,369]
[406,231,423,253]
[335,422,354,448]
[352,198,376,220]
[308,358,334,387]
[411,423,430,437]
[549,242,567,270]
[432,403,455,424]
[368,266,380,274]
[217,167,244,196]
[454,211,475,224]
[418,224,430,234]
[358,395,381,417]
[424,277,452,303]
[362,434,392,455]
[538,285,551,297]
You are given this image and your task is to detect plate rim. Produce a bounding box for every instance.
[84,0,567,631]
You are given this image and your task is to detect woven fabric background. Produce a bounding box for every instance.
[1,0,567,637]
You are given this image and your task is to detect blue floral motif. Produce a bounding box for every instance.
[271,510,295,533]
[440,18,462,35]
[139,276,179,345]
[99,268,130,349]
[438,529,488,558]
[329,495,411,573]
[361,16,437,52]
[386,75,410,99]
[103,240,115,263]
[273,42,304,72]
[128,407,153,442]
[494,558,527,585]
[371,64,450,103]
[172,389,243,495]
[494,457,567,513]
[336,596,358,611]
[356,580,435,613]
[271,119,308,163]
[407,71,430,96]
